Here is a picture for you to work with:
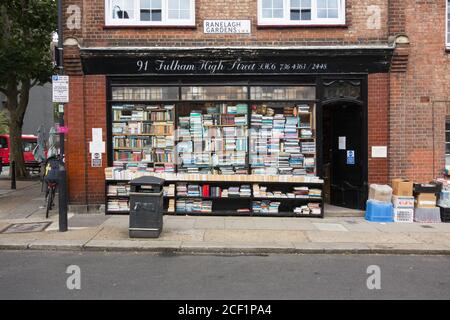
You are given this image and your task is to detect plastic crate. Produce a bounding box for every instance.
[414,207,441,223]
[394,208,414,223]
[365,200,394,222]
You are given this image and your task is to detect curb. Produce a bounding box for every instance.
[2,243,450,255]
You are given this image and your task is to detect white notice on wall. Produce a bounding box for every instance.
[89,141,105,154]
[339,137,346,150]
[92,128,103,142]
[372,146,388,158]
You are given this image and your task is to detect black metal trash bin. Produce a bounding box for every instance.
[129,176,165,238]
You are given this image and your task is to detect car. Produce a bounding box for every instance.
[0,134,43,173]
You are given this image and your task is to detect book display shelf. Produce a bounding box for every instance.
[106,84,324,218]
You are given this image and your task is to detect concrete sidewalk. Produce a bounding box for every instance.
[2,214,450,255]
[2,182,450,255]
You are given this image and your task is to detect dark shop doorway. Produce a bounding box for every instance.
[322,100,366,210]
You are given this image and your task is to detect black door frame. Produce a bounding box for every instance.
[316,75,369,208]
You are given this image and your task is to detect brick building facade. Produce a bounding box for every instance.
[61,0,450,213]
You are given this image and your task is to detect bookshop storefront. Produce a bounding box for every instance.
[79,47,393,216]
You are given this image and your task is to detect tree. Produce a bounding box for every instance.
[0,0,56,178]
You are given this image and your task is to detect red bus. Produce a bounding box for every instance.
[0,134,40,167]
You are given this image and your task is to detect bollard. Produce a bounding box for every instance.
[11,161,16,190]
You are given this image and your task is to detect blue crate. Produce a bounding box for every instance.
[365,200,394,222]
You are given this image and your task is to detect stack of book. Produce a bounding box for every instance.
[163,184,175,197]
[107,199,130,212]
[294,203,321,215]
[176,199,212,213]
[107,184,130,197]
[252,201,281,214]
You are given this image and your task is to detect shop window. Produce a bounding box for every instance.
[446,117,450,169]
[251,86,316,100]
[111,86,179,101]
[181,86,248,101]
[105,0,195,26]
[258,0,345,26]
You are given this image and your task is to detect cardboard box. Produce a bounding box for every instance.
[368,184,392,203]
[392,195,414,208]
[392,179,413,196]
[415,193,437,208]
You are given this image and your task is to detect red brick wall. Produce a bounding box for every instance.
[368,73,389,184]
[388,0,450,183]
[66,76,87,204]
[66,75,107,205]
[62,0,389,47]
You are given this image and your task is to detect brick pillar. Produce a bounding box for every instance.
[368,73,389,184]
[66,76,87,204]
[84,75,107,205]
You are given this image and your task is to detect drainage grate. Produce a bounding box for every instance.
[421,225,434,229]
[0,222,51,234]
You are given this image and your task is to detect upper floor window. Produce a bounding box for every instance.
[447,0,450,47]
[105,0,195,26]
[258,0,345,26]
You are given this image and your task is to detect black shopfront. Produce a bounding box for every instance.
[81,47,393,214]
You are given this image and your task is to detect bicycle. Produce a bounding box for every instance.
[46,181,57,218]
[43,155,61,218]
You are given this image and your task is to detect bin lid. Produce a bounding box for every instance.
[130,176,165,186]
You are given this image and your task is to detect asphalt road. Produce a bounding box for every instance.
[0,250,449,300]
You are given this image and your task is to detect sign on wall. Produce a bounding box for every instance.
[52,75,69,103]
[347,150,355,165]
[204,20,251,34]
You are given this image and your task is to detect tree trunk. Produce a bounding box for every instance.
[9,114,28,178]
[5,78,31,179]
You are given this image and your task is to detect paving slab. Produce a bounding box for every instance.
[194,217,225,229]
[305,231,421,244]
[372,222,445,233]
[312,223,348,232]
[204,229,309,243]
[164,218,196,230]
[68,214,110,228]
[405,232,450,244]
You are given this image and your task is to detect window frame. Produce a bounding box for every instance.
[447,0,450,48]
[105,0,196,27]
[257,0,346,26]
[446,116,450,169]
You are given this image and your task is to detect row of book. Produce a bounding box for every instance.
[113,150,175,166]
[176,184,251,198]
[176,199,213,213]
[253,184,322,199]
[104,168,324,183]
[252,201,281,214]
[163,184,176,197]
[107,199,130,212]
[112,105,174,121]
[113,136,173,149]
[107,184,130,197]
[112,87,177,101]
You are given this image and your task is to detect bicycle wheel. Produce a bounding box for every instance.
[46,187,54,219]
